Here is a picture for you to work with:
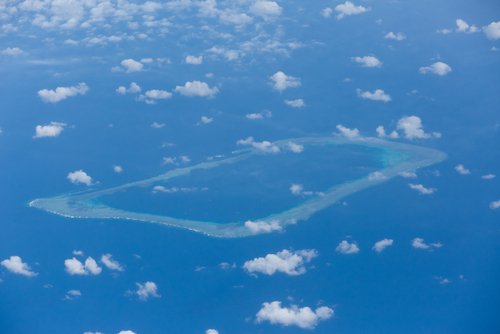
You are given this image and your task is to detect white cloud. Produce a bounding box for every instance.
[385,32,406,41]
[412,237,443,250]
[372,239,394,253]
[270,71,301,92]
[455,19,479,33]
[34,122,66,138]
[290,184,304,195]
[101,254,124,271]
[1,47,23,56]
[118,331,136,334]
[73,250,84,256]
[481,174,496,180]
[352,56,382,68]
[38,83,88,103]
[237,137,280,153]
[64,289,81,300]
[113,165,123,173]
[200,116,213,124]
[208,46,240,61]
[490,200,500,210]
[120,58,144,73]
[162,155,190,165]
[151,122,165,129]
[250,1,282,17]
[243,249,317,276]
[256,301,333,329]
[245,220,282,234]
[85,257,102,275]
[358,89,391,102]
[64,257,85,275]
[116,82,141,95]
[484,21,500,40]
[455,164,471,175]
[397,116,440,139]
[376,126,399,139]
[286,141,304,153]
[175,81,218,97]
[408,183,436,195]
[336,240,360,254]
[284,99,305,108]
[134,281,160,301]
[335,1,369,20]
[185,55,203,65]
[1,256,37,277]
[399,171,417,178]
[336,124,360,139]
[419,62,452,76]
[368,171,387,181]
[246,111,272,120]
[67,170,93,186]
[144,89,172,100]
[205,330,219,334]
[321,7,333,18]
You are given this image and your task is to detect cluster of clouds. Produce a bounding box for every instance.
[322,1,369,20]
[438,18,500,40]
[64,253,123,276]
[256,301,334,329]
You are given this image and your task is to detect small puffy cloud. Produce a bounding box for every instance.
[65,257,102,275]
[335,1,368,20]
[116,82,141,94]
[336,240,360,254]
[38,83,88,103]
[144,89,173,101]
[490,200,500,210]
[455,164,471,175]
[352,56,382,68]
[151,122,165,129]
[484,21,500,40]
[101,254,124,272]
[397,116,440,139]
[250,1,282,17]
[412,237,443,250]
[286,141,304,153]
[256,301,333,329]
[243,249,317,276]
[199,116,213,124]
[245,220,282,234]
[207,46,239,61]
[162,155,190,165]
[205,330,219,334]
[64,289,81,300]
[373,239,394,253]
[336,124,360,139]
[419,62,452,76]
[67,170,93,186]
[321,7,333,18]
[1,47,23,56]
[358,88,391,102]
[73,250,84,256]
[175,81,218,97]
[134,281,160,301]
[455,19,479,33]
[376,126,399,139]
[290,184,304,195]
[1,256,37,277]
[120,59,144,73]
[408,183,436,195]
[118,331,136,334]
[246,111,272,120]
[399,171,417,178]
[284,99,305,108]
[385,32,406,41]
[34,122,66,138]
[237,137,280,153]
[270,71,301,92]
[368,171,387,181]
[113,165,123,173]
[185,55,203,65]
[481,174,496,180]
